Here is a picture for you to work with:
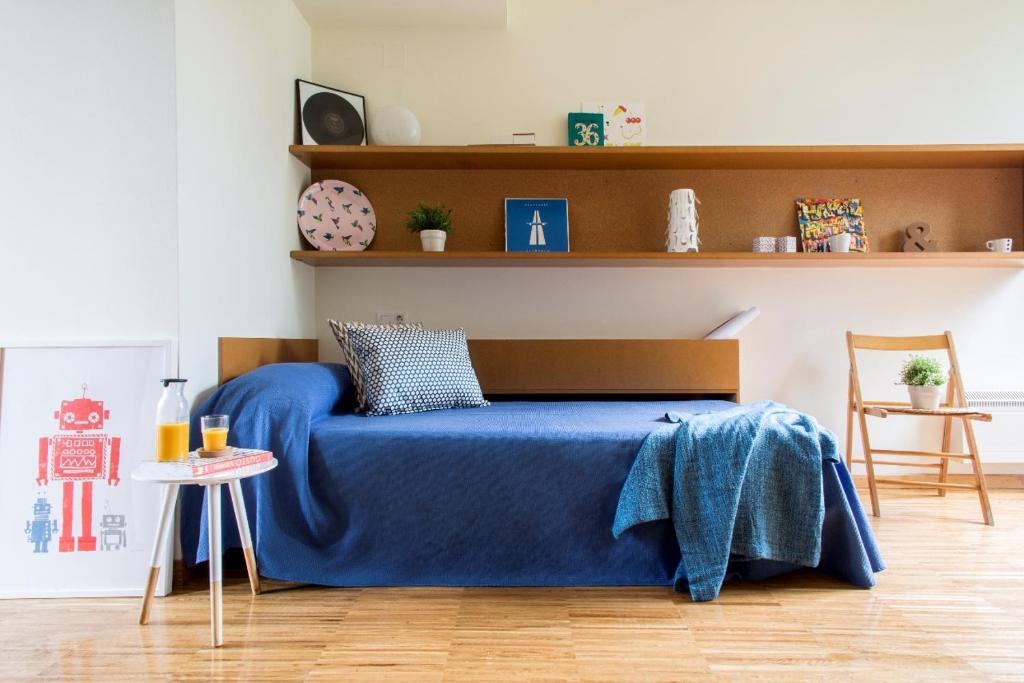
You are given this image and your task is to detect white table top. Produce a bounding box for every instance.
[131,458,278,485]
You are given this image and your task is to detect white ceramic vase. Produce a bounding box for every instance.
[420,229,447,252]
[666,189,699,252]
[907,384,942,410]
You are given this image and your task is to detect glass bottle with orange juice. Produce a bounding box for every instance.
[155,379,190,461]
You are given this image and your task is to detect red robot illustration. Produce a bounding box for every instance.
[37,384,120,552]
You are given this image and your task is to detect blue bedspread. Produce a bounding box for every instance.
[180,363,884,592]
[614,402,839,601]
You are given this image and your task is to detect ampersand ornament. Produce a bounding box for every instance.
[902,222,937,252]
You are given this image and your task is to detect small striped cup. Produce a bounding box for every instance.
[775,236,797,253]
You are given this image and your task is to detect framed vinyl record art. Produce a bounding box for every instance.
[296,79,367,146]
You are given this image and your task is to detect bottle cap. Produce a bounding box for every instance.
[160,378,188,387]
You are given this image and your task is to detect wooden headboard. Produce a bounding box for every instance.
[218,337,319,384]
[218,337,739,400]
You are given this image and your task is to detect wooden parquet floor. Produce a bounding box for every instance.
[2,490,1022,681]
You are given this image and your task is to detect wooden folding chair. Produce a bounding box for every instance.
[846,331,994,526]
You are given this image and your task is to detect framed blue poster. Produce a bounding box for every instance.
[504,198,570,252]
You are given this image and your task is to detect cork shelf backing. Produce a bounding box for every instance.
[288,145,1024,266]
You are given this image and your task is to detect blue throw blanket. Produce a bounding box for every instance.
[613,401,839,602]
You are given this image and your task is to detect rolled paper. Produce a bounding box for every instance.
[703,306,761,339]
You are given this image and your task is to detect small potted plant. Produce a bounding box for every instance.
[898,355,947,410]
[406,202,452,252]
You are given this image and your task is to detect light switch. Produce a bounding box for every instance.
[376,311,408,324]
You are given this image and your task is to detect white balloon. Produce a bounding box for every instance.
[372,106,422,145]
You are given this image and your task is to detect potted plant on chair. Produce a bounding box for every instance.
[407,202,452,252]
[898,355,947,410]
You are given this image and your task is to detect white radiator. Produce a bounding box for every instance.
[951,391,1024,466]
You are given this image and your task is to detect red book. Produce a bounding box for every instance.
[137,448,273,479]
[190,449,272,476]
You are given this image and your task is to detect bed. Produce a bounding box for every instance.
[180,337,883,593]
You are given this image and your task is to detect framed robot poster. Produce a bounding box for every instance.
[0,342,172,598]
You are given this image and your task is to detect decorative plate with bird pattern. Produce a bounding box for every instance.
[297,180,376,251]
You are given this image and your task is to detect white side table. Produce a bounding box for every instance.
[132,458,277,647]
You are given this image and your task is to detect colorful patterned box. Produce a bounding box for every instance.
[796,198,868,253]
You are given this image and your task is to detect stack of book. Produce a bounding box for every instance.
[136,448,272,479]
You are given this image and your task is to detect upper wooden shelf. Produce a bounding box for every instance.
[290,251,1024,268]
[289,144,1024,171]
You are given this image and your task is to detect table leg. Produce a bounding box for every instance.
[227,479,261,595]
[139,483,179,625]
[207,483,223,647]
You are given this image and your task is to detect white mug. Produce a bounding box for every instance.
[828,232,852,253]
[986,238,1013,252]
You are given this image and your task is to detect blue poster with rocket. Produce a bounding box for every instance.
[504,199,570,252]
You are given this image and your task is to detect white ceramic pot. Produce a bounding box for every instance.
[907,384,942,410]
[420,229,447,252]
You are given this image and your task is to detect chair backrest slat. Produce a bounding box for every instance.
[848,333,950,351]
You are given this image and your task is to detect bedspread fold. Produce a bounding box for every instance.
[180,363,353,565]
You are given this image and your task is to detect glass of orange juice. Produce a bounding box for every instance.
[201,415,230,451]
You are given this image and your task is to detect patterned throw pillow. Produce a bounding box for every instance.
[344,326,489,417]
[327,319,423,412]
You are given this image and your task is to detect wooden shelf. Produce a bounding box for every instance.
[290,144,1024,171]
[289,143,1024,263]
[290,250,1024,268]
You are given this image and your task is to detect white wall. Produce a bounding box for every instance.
[311,0,1024,469]
[175,0,315,401]
[0,0,179,343]
[312,0,1024,146]
[1,0,315,403]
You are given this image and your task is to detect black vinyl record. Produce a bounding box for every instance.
[302,92,365,145]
